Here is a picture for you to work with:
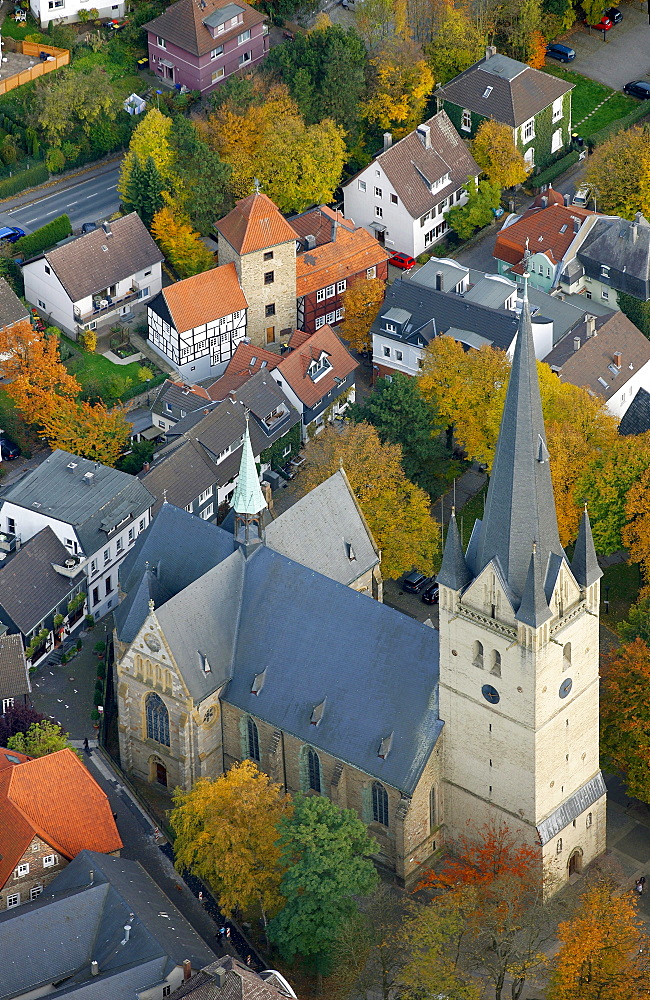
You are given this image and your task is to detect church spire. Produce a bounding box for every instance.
[474,274,564,602]
[571,506,602,588]
[232,413,266,548]
[438,508,471,591]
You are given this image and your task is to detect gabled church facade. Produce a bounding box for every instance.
[114,286,605,887]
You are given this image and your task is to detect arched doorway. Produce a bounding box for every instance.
[568,849,583,876]
[149,755,167,787]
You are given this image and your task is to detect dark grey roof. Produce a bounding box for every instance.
[437,513,471,591]
[170,957,292,1000]
[438,51,572,128]
[0,451,155,558]
[265,470,379,587]
[515,547,552,627]
[619,387,650,436]
[0,632,29,700]
[0,849,215,1000]
[203,2,244,25]
[143,439,224,512]
[537,772,606,845]
[577,213,650,300]
[0,526,84,634]
[0,277,28,330]
[410,258,469,292]
[152,380,216,419]
[472,289,565,604]
[371,277,520,352]
[571,510,602,588]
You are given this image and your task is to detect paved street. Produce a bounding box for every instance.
[0,160,121,236]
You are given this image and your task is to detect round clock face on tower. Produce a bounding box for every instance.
[144,633,160,652]
[482,684,500,704]
[559,677,573,699]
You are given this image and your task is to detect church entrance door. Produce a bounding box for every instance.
[568,850,582,876]
[156,762,167,786]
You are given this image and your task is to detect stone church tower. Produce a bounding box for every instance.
[437,276,606,890]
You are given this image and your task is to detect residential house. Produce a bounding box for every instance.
[0,527,86,666]
[145,0,267,95]
[147,262,248,382]
[545,310,650,418]
[560,212,650,309]
[494,198,597,292]
[0,450,155,620]
[619,387,650,436]
[205,341,280,401]
[22,214,163,338]
[289,206,391,333]
[0,278,29,334]
[0,634,30,714]
[29,0,124,26]
[0,750,121,911]
[170,956,297,1000]
[151,379,215,433]
[0,848,215,996]
[141,372,300,514]
[437,46,573,170]
[342,111,480,257]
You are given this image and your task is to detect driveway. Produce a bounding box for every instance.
[556,3,650,89]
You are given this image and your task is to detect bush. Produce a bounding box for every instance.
[587,104,650,149]
[76,638,82,651]
[14,214,72,259]
[95,679,104,694]
[97,663,106,679]
[94,641,106,654]
[93,690,103,706]
[91,708,100,722]
[0,162,48,200]
[531,150,580,190]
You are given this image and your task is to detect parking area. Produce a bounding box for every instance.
[551,2,650,90]
[383,577,440,626]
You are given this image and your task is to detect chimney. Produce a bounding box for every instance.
[331,218,337,243]
[91,961,99,977]
[573,336,581,352]
[214,967,227,988]
[102,221,112,237]
[573,218,580,234]
[416,125,431,149]
[564,193,570,207]
[89,870,94,884]
[614,350,622,368]
[142,461,150,473]
[585,314,596,338]
[121,924,131,945]
[485,44,497,59]
[183,960,193,981]
[541,195,548,208]
[383,132,392,151]
[631,220,638,243]
[435,271,444,291]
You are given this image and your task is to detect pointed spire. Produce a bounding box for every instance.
[516,542,552,627]
[231,413,266,517]
[475,271,564,601]
[438,508,471,591]
[571,505,602,588]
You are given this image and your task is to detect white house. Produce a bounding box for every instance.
[342,111,480,258]
[30,0,124,26]
[0,450,155,620]
[22,214,163,339]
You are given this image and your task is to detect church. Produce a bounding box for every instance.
[114,278,606,887]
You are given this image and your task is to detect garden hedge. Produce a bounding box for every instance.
[531,151,580,190]
[14,213,72,258]
[0,162,48,200]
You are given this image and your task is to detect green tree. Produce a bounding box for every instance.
[425,0,485,84]
[575,434,650,554]
[620,596,650,645]
[618,290,650,340]
[354,0,394,53]
[31,66,121,147]
[118,108,177,203]
[349,372,448,495]
[400,895,481,1000]
[7,720,77,757]
[169,114,231,235]
[446,176,501,240]
[122,154,164,229]
[601,639,650,803]
[268,795,379,980]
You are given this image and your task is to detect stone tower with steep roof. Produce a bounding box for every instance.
[437,277,606,890]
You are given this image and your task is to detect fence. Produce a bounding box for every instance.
[0,39,69,95]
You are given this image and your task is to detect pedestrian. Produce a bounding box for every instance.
[83,737,89,752]
[636,878,644,894]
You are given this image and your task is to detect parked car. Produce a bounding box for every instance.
[0,436,20,460]
[572,185,591,208]
[0,225,24,243]
[81,222,98,233]
[604,6,622,22]
[276,464,295,482]
[421,581,440,605]
[389,251,416,271]
[546,42,575,62]
[584,15,613,29]
[402,570,431,593]
[290,455,306,470]
[624,81,650,99]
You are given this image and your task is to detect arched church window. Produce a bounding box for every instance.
[473,640,484,668]
[563,642,571,671]
[146,692,170,746]
[372,781,389,826]
[247,717,260,762]
[490,650,501,677]
[430,785,437,830]
[307,748,322,792]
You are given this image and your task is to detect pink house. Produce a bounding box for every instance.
[145,0,268,95]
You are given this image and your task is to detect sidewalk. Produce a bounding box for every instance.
[435,462,487,526]
[0,155,121,212]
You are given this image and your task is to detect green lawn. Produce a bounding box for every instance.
[60,334,150,402]
[544,66,638,137]
[455,482,488,549]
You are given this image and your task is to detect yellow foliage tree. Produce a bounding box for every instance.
[362,39,434,137]
[118,108,177,203]
[0,319,41,380]
[425,0,485,85]
[5,333,80,428]
[151,204,215,279]
[300,422,440,577]
[341,277,385,352]
[586,126,650,220]
[41,399,130,467]
[623,466,650,595]
[472,119,531,188]
[170,760,292,924]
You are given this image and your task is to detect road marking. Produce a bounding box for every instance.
[21,218,38,224]
[107,184,117,189]
[85,193,97,199]
[45,210,58,216]
[68,200,78,206]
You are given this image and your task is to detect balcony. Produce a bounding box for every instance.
[74,287,140,325]
[0,532,18,554]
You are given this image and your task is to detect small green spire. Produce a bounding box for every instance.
[231,414,266,516]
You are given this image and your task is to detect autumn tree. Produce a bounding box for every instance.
[600,638,650,802]
[548,877,650,1000]
[425,0,485,84]
[586,126,650,220]
[354,0,395,53]
[446,176,501,240]
[7,720,77,758]
[0,704,44,747]
[362,38,434,138]
[268,795,379,980]
[151,205,215,279]
[472,119,530,188]
[42,399,131,467]
[341,276,385,352]
[399,894,480,1000]
[576,432,650,555]
[171,760,291,924]
[5,333,80,429]
[0,319,40,379]
[30,66,121,147]
[118,108,177,203]
[623,465,650,593]
[300,422,441,577]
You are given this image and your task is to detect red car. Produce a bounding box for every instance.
[389,251,416,270]
[585,15,613,29]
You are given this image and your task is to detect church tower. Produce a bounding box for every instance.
[438,276,606,889]
[231,414,267,552]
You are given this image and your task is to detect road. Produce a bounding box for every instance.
[0,162,121,235]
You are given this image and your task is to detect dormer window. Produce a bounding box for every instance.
[308,351,332,381]
[601,265,610,278]
[383,321,396,333]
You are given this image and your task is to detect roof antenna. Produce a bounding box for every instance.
[162,488,168,504]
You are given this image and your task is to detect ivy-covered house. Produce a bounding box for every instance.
[437,47,573,172]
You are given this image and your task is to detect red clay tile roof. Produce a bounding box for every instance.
[288,206,356,249]
[296,225,391,297]
[276,326,357,407]
[288,329,311,349]
[216,193,298,256]
[145,0,265,58]
[206,342,280,400]
[0,747,31,771]
[162,263,248,334]
[494,204,595,270]
[0,748,122,890]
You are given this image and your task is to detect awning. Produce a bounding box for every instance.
[141,425,164,440]
[160,58,174,68]
[370,222,387,233]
